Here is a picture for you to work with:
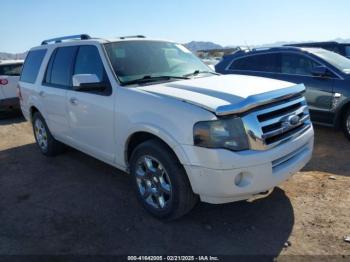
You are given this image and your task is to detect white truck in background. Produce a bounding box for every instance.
[0,60,23,111]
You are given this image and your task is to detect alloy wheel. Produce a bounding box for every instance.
[135,155,172,209]
[34,118,48,151]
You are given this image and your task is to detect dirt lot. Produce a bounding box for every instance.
[0,111,349,259]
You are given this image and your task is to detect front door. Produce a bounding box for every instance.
[66,45,115,162]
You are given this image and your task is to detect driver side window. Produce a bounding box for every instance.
[74,46,105,81]
[73,45,111,95]
[281,53,320,76]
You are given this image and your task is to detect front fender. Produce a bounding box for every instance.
[123,123,191,167]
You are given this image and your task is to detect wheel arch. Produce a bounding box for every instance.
[124,130,189,169]
[124,130,198,205]
[335,100,350,128]
[29,105,40,122]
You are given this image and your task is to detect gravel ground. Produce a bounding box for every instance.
[0,111,349,259]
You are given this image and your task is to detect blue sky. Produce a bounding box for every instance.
[2,0,349,53]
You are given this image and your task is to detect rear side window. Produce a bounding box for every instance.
[45,46,78,88]
[0,64,22,76]
[20,49,47,83]
[229,53,280,73]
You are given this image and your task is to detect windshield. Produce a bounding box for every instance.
[104,41,211,84]
[309,49,350,74]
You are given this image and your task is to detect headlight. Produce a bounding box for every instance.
[193,117,249,151]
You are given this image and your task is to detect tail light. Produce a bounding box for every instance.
[17,84,23,101]
[0,79,8,85]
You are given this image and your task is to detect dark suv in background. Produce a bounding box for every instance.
[285,41,350,59]
[216,47,350,139]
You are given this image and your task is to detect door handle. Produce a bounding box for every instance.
[39,91,45,97]
[70,97,78,105]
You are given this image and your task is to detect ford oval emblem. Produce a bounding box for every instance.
[288,115,300,126]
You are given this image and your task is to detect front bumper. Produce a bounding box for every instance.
[180,126,314,204]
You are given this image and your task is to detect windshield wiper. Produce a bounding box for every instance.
[121,75,189,86]
[183,70,220,78]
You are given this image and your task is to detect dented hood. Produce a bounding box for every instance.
[138,74,305,116]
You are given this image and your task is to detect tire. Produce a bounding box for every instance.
[342,108,350,140]
[129,139,198,220]
[32,112,65,156]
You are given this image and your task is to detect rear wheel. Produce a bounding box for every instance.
[342,108,350,140]
[129,139,198,220]
[32,112,65,156]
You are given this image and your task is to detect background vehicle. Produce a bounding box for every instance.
[201,58,220,67]
[19,35,314,219]
[285,41,350,59]
[0,60,23,111]
[216,46,350,139]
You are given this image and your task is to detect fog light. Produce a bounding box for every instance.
[234,173,243,186]
[234,172,252,187]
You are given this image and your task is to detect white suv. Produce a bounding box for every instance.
[19,34,314,219]
[0,60,23,111]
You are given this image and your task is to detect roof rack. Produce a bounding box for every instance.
[251,47,273,51]
[118,35,146,39]
[284,41,340,47]
[41,34,91,45]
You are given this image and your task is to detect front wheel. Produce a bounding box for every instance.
[129,139,198,220]
[342,108,350,140]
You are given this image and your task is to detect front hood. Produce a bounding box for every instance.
[138,75,305,115]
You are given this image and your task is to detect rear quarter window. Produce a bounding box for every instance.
[20,49,47,83]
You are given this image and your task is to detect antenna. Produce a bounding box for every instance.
[244,40,252,51]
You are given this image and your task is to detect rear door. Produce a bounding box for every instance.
[40,46,78,141]
[0,63,22,99]
[66,45,115,162]
[272,52,336,124]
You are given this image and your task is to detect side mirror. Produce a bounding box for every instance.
[72,74,106,92]
[311,66,328,77]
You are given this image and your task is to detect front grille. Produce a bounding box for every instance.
[258,101,302,122]
[242,94,312,150]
